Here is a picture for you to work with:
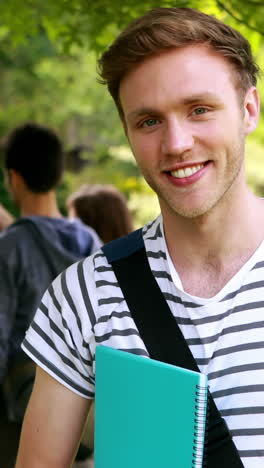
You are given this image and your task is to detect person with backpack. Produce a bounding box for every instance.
[16,8,263,467]
[0,123,101,464]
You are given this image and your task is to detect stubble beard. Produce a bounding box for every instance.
[142,138,245,221]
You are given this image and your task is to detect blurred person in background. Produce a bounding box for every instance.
[0,203,14,231]
[67,183,134,243]
[0,123,101,467]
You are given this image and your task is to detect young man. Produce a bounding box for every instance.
[16,8,263,468]
[0,123,101,462]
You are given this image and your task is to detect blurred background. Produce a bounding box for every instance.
[0,0,264,226]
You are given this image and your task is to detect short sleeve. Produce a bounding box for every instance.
[22,255,99,399]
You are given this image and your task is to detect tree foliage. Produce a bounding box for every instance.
[0,0,264,53]
[0,0,264,224]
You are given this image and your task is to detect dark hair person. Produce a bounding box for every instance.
[5,123,64,193]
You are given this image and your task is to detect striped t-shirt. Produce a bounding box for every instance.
[22,215,264,468]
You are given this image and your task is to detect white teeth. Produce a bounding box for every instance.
[171,164,204,179]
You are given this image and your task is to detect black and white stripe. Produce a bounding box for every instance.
[22,215,264,467]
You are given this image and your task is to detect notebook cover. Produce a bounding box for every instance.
[94,346,208,468]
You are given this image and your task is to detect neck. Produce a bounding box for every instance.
[163,188,264,269]
[19,191,62,218]
[162,189,264,297]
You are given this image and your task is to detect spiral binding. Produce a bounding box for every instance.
[192,384,208,468]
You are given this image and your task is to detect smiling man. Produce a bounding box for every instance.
[120,45,252,223]
[16,8,263,468]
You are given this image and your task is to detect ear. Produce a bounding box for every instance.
[243,86,260,136]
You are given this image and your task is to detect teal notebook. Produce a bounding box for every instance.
[94,346,208,468]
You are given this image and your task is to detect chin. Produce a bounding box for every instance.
[169,200,216,219]
[176,209,208,219]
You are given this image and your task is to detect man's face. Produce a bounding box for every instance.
[119,44,259,221]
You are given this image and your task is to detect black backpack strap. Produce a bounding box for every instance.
[102,230,244,468]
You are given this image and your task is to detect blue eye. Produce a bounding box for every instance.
[142,118,160,127]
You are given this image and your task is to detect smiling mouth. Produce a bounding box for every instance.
[170,163,206,179]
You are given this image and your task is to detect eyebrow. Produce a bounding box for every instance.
[127,107,159,122]
[182,93,220,105]
[126,93,220,121]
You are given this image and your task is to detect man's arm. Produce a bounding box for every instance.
[15,365,92,468]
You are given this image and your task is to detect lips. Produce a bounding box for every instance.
[170,163,205,179]
[164,161,210,187]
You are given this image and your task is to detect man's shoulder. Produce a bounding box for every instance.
[0,220,26,244]
[0,221,40,271]
[64,222,154,294]
[0,217,44,244]
[102,228,144,263]
[101,217,161,262]
[50,217,162,308]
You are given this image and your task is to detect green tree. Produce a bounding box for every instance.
[0,0,264,51]
[0,0,264,224]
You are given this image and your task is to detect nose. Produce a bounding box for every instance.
[161,118,194,156]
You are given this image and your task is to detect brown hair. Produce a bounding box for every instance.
[98,7,259,117]
[67,184,134,243]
